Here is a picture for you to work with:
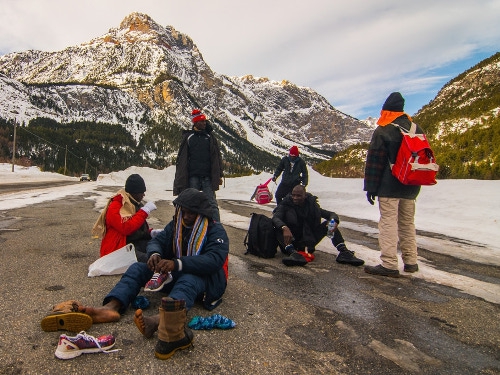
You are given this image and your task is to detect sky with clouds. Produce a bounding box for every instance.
[0,0,499,119]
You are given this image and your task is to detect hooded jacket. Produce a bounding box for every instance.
[273,155,308,186]
[146,188,229,310]
[99,193,150,257]
[272,192,338,247]
[173,121,224,195]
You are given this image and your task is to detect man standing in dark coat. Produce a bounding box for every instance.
[272,185,364,267]
[173,109,224,221]
[363,92,422,277]
[272,145,308,204]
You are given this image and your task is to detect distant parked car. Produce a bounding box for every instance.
[80,174,91,181]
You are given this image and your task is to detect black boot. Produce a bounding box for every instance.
[282,251,307,267]
[335,244,364,266]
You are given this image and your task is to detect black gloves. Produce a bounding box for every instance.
[367,192,376,205]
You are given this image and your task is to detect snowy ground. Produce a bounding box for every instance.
[1,163,499,304]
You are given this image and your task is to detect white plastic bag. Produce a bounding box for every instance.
[88,243,137,277]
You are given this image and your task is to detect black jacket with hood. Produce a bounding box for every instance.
[272,192,338,247]
[173,121,224,196]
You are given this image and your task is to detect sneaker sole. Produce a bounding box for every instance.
[144,281,169,292]
[55,342,115,359]
[41,312,92,332]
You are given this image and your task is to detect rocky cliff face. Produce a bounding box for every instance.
[0,12,374,165]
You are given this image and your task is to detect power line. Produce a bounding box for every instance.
[16,125,97,169]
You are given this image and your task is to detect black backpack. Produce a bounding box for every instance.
[244,213,278,258]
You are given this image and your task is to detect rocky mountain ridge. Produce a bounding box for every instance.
[0,12,374,170]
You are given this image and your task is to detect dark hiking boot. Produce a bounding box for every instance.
[404,264,419,273]
[364,264,400,277]
[336,249,364,266]
[282,251,307,267]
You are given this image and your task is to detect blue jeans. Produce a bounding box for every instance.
[189,175,220,221]
[103,262,207,313]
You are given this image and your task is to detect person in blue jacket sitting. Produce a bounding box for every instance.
[42,188,229,360]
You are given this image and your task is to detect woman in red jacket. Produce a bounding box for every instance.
[93,174,157,262]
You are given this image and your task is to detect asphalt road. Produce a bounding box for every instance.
[0,186,498,374]
[0,180,82,194]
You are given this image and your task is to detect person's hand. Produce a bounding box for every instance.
[367,192,376,205]
[282,226,293,244]
[141,201,157,215]
[155,259,176,274]
[147,253,162,272]
[150,229,162,238]
[272,176,276,182]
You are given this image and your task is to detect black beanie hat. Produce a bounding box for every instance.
[382,92,405,112]
[125,174,146,194]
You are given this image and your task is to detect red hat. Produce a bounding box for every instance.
[289,145,299,156]
[191,109,206,123]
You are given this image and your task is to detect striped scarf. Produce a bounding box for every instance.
[173,207,208,257]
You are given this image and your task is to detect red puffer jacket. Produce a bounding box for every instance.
[100,195,149,257]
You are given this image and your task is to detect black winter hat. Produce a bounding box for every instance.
[173,188,213,218]
[382,92,405,112]
[125,174,146,194]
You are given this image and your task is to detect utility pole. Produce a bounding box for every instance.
[85,158,88,174]
[64,145,67,175]
[11,121,17,172]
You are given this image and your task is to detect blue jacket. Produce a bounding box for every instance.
[146,220,229,310]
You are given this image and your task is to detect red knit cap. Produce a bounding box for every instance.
[191,109,206,123]
[289,145,299,156]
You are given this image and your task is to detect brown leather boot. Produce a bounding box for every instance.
[154,298,193,360]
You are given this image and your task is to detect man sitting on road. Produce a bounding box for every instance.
[272,185,364,267]
[42,188,229,360]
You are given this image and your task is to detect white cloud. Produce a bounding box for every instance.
[0,0,499,118]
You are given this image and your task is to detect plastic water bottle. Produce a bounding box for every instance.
[326,219,336,238]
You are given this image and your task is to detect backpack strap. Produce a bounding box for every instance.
[390,122,422,139]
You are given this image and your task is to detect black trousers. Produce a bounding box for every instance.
[275,220,346,253]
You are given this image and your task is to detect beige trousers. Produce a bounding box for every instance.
[378,197,418,270]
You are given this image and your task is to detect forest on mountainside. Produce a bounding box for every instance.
[0,116,280,178]
[314,120,500,180]
[315,53,500,180]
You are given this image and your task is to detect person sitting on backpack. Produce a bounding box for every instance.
[272,185,364,267]
[363,92,422,277]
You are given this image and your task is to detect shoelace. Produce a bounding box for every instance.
[76,331,121,354]
[148,272,162,286]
